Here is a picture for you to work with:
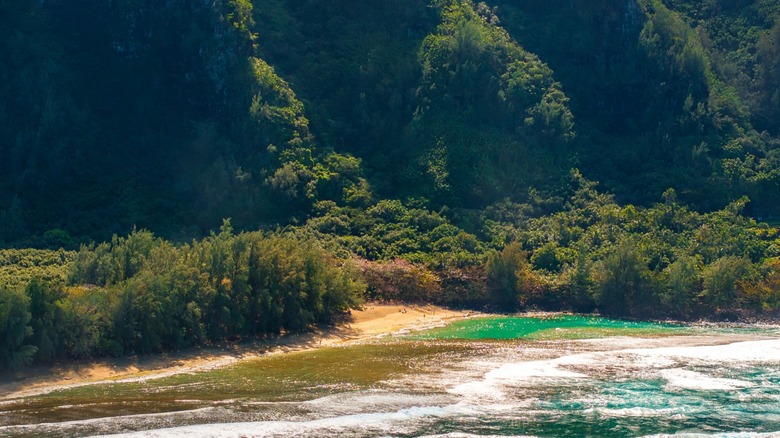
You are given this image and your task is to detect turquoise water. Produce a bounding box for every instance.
[408,314,685,340]
[417,365,780,437]
[2,314,780,437]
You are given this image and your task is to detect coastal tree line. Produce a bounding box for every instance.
[0,223,364,370]
[298,170,780,319]
[3,172,780,370]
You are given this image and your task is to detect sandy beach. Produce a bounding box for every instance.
[0,304,469,400]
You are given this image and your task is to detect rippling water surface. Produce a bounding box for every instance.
[2,315,780,437]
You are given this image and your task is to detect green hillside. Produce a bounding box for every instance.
[2,0,780,369]
[2,0,779,241]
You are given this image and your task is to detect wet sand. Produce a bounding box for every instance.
[0,304,469,400]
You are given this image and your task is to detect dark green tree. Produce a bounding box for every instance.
[26,279,64,361]
[594,240,655,316]
[702,256,752,310]
[662,256,702,317]
[0,287,36,370]
[486,242,528,311]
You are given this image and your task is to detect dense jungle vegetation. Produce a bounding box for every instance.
[2,0,780,369]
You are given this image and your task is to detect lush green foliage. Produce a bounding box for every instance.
[2,179,779,370]
[0,249,74,291]
[479,171,780,318]
[2,0,780,244]
[0,225,364,369]
[297,199,486,267]
[486,243,532,310]
[0,287,36,370]
[0,0,365,244]
[493,0,780,213]
[2,1,780,368]
[402,0,574,207]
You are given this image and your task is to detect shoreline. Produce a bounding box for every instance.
[0,304,469,400]
[4,307,776,401]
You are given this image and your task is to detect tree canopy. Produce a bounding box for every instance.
[3,0,780,369]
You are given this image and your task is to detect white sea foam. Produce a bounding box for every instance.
[485,358,589,380]
[626,339,780,363]
[449,353,591,403]
[661,368,755,391]
[0,407,216,432]
[87,401,538,438]
[89,404,464,437]
[302,390,452,415]
[630,352,678,368]
[642,432,780,437]
[588,406,683,417]
[449,380,507,401]
[419,434,537,438]
[448,337,780,417]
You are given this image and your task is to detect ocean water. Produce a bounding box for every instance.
[2,315,780,437]
[406,314,686,340]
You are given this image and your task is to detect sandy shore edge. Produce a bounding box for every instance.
[0,304,470,400]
